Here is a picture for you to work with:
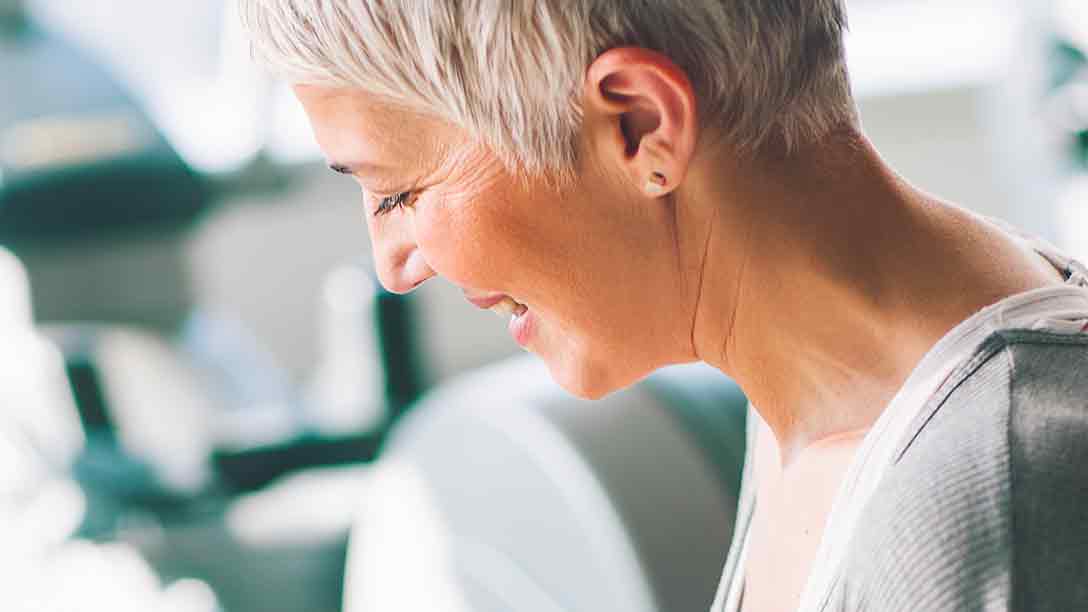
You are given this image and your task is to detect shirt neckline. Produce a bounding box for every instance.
[719,257,1088,612]
[799,283,1088,611]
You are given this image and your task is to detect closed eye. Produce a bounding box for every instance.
[374,191,414,217]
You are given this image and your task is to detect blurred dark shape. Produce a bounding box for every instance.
[46,325,205,537]
[0,0,25,32]
[213,278,426,492]
[213,432,383,493]
[375,286,426,417]
[0,11,209,332]
[0,16,208,243]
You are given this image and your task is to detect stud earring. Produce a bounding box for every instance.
[646,171,668,195]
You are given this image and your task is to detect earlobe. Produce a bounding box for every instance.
[645,171,669,197]
[583,47,698,197]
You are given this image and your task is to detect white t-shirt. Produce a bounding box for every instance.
[711,227,1088,612]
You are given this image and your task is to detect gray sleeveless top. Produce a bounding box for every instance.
[710,227,1088,611]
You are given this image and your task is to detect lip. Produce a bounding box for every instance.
[462,291,535,347]
[464,294,509,310]
[508,307,535,347]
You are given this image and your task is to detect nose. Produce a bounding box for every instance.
[366,211,436,295]
[379,247,436,294]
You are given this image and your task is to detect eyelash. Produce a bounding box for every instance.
[373,191,414,217]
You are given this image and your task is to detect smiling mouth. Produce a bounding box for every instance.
[464,293,529,318]
[486,296,528,318]
[464,292,535,347]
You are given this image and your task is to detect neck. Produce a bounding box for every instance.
[683,130,1057,466]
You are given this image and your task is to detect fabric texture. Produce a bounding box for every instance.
[714,330,1088,612]
[831,330,1088,611]
[710,222,1088,612]
[799,286,1088,611]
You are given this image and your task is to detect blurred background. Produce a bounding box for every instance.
[1,0,1085,611]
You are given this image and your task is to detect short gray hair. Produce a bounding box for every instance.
[239,0,857,175]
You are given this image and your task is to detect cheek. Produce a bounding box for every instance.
[412,189,517,291]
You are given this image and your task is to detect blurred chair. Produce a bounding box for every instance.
[345,356,747,612]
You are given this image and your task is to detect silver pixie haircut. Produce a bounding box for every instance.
[239,0,857,175]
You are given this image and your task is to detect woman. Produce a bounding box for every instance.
[239,2,1088,610]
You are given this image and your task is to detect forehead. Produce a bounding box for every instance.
[293,84,458,177]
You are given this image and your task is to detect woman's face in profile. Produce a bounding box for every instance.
[294,84,696,398]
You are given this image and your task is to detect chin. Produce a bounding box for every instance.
[535,319,658,400]
[545,350,643,401]
[562,380,614,401]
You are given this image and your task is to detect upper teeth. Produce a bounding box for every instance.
[489,296,527,318]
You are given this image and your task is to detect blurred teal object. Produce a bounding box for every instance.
[1048,3,1088,170]
[1050,41,1088,168]
[0,13,208,243]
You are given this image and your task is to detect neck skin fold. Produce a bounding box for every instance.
[680,129,1060,467]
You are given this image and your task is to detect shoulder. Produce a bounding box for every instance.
[837,330,1088,611]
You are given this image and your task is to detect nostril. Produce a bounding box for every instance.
[401,250,436,290]
[377,262,432,295]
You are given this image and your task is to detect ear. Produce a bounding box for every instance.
[583,47,698,198]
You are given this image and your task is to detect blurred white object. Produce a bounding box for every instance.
[0,112,151,174]
[161,579,220,612]
[1057,175,1088,264]
[0,248,217,612]
[0,425,84,555]
[226,464,373,547]
[26,0,274,174]
[0,249,85,571]
[304,264,387,435]
[42,323,221,493]
[345,356,742,612]
[0,537,220,612]
[849,0,1062,240]
[846,0,1019,99]
[0,246,32,327]
[89,327,219,493]
[0,248,83,467]
[1053,0,1088,51]
[178,310,299,451]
